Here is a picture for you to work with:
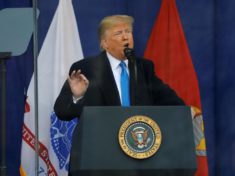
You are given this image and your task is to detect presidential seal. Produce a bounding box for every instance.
[118,115,162,159]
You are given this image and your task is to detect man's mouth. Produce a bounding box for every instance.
[124,43,129,48]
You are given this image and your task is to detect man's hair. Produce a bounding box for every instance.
[98,15,134,49]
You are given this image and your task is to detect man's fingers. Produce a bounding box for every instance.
[70,70,81,80]
[75,70,81,78]
[79,74,89,85]
[70,70,76,79]
[68,70,89,87]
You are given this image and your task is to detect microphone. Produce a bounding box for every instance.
[123,45,137,105]
[124,44,135,62]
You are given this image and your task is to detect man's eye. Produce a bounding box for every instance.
[114,32,122,36]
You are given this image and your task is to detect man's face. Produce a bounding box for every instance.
[102,23,134,60]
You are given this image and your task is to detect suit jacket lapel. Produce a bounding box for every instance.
[94,52,121,105]
[134,58,152,105]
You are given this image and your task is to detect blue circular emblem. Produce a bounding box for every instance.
[119,115,162,159]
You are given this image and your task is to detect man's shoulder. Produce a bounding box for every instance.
[69,52,106,74]
[72,52,105,66]
[73,55,99,65]
[136,57,154,67]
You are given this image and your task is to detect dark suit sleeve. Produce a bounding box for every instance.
[54,62,84,121]
[54,80,84,121]
[147,60,185,105]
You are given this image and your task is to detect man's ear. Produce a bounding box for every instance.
[101,39,108,49]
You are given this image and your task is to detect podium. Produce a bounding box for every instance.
[70,106,197,176]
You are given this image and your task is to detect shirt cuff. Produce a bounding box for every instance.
[72,96,83,104]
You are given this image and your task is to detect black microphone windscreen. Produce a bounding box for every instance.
[124,47,135,58]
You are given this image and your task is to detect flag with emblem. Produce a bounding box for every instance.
[20,0,83,175]
[144,0,208,175]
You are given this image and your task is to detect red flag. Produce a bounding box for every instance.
[144,0,208,175]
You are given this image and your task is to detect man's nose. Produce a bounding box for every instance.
[122,32,129,39]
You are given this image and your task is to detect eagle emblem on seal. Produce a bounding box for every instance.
[131,127,151,149]
[119,115,162,159]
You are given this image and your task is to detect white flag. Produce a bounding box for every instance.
[20,0,83,175]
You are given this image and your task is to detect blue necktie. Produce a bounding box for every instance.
[120,61,130,106]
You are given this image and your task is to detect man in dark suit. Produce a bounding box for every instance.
[54,15,184,121]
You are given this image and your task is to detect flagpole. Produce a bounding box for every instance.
[32,0,39,175]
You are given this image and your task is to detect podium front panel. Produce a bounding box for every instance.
[70,106,196,176]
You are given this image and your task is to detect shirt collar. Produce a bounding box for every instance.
[106,52,128,70]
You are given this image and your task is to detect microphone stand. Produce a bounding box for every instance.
[124,48,137,105]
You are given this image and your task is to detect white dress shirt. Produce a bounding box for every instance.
[106,52,129,104]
